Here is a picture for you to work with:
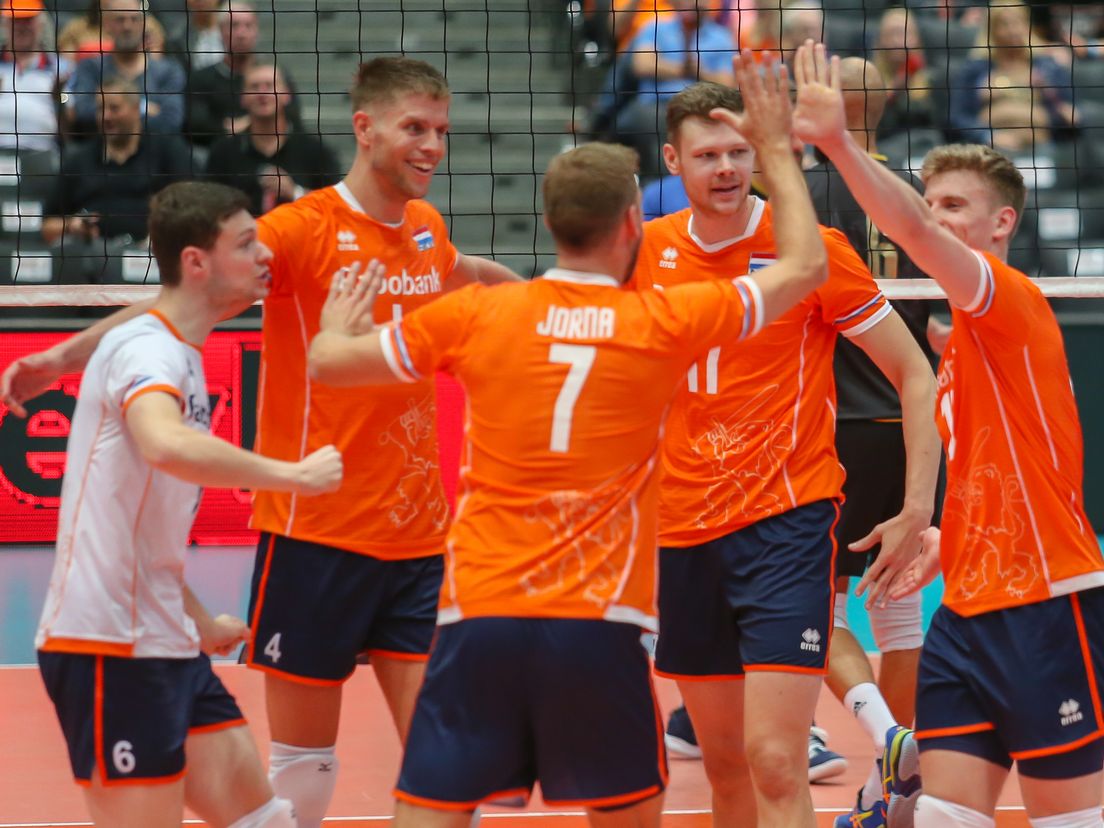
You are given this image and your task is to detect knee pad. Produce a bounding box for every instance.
[268,742,339,828]
[870,588,923,652]
[914,795,995,828]
[1029,808,1103,827]
[834,584,850,633]
[227,797,296,828]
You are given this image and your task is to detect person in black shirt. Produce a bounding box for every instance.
[203,62,340,215]
[184,1,301,146]
[803,57,944,828]
[43,78,190,246]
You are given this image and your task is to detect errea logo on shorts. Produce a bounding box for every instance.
[659,247,678,269]
[1060,699,1084,726]
[800,628,822,653]
[337,230,359,251]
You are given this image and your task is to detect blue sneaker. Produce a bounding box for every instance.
[882,725,921,828]
[664,706,702,759]
[809,725,848,782]
[833,788,887,828]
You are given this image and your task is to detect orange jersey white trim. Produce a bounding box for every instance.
[635,200,890,546]
[381,268,762,628]
[252,184,459,559]
[36,314,208,658]
[935,250,1103,616]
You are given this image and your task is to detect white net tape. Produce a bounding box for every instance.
[2,278,1104,308]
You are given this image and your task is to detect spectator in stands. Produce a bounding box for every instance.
[165,0,222,71]
[57,1,108,62]
[186,0,300,146]
[870,6,937,142]
[950,0,1076,152]
[779,1,823,63]
[204,62,339,215]
[65,0,186,135]
[0,0,73,152]
[616,0,735,175]
[43,78,189,246]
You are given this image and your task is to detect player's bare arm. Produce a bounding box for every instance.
[309,259,399,386]
[183,586,250,656]
[125,391,343,493]
[712,52,827,323]
[847,313,940,608]
[0,298,156,417]
[792,41,985,308]
[446,253,523,289]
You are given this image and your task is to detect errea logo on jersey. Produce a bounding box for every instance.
[1060,699,1084,726]
[659,247,678,269]
[337,230,359,251]
[801,628,822,652]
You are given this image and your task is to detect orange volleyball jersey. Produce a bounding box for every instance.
[636,200,891,546]
[379,269,763,628]
[935,251,1102,616]
[252,184,458,558]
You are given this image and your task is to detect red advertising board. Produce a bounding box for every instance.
[0,331,464,545]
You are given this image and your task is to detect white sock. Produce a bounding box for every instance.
[269,742,338,828]
[914,795,995,828]
[859,761,882,810]
[1030,808,1103,827]
[227,797,296,828]
[844,682,897,750]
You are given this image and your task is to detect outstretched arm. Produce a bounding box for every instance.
[791,41,985,310]
[1,299,156,417]
[712,52,827,325]
[848,312,941,607]
[447,254,523,289]
[309,260,399,386]
[125,391,343,493]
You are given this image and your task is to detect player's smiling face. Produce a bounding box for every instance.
[367,92,451,201]
[664,116,754,217]
[923,169,1015,254]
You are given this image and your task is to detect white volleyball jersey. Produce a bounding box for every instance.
[36,311,210,659]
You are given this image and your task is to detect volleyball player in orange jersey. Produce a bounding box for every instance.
[795,41,1104,828]
[305,53,827,828]
[2,56,520,828]
[634,78,941,828]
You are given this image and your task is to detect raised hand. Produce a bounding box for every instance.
[792,40,847,148]
[293,444,343,495]
[710,51,793,152]
[320,258,384,337]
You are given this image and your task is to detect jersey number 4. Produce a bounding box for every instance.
[549,344,596,453]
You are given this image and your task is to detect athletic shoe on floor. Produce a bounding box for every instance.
[664,705,702,759]
[882,725,921,828]
[809,725,849,782]
[833,787,887,828]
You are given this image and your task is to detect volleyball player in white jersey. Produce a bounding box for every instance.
[35,182,343,828]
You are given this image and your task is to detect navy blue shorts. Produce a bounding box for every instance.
[654,499,839,678]
[245,532,444,684]
[396,617,667,810]
[916,588,1104,779]
[37,652,244,784]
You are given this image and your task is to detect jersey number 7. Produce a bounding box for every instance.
[549,344,596,453]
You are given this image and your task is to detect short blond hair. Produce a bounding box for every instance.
[920,144,1026,219]
[350,56,449,113]
[543,143,639,250]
